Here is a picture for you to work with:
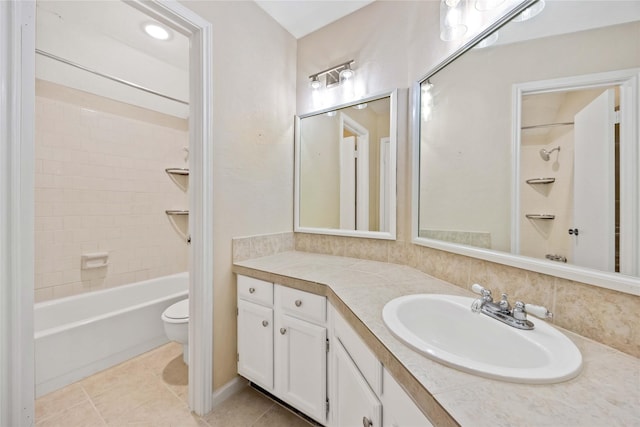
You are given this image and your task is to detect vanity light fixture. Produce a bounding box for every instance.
[512,0,545,22]
[144,22,171,41]
[308,60,355,90]
[353,103,368,110]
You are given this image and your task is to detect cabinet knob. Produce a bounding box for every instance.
[294,299,302,307]
[362,416,373,427]
[262,320,269,327]
[249,287,255,294]
[280,328,287,335]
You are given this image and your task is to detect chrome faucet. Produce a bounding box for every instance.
[470,284,552,330]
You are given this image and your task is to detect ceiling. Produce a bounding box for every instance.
[254,0,375,39]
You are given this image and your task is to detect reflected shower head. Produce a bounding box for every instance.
[540,146,560,161]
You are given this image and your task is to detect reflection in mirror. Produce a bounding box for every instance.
[416,0,640,284]
[296,92,397,239]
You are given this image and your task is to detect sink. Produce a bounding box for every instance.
[382,294,582,384]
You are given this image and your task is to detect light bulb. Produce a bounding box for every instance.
[144,23,170,41]
[310,76,322,90]
[339,66,354,81]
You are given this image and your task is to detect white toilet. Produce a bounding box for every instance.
[161,298,189,364]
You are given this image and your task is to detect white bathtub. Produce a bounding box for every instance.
[34,272,188,397]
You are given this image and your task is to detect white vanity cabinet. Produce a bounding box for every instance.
[237,274,430,427]
[329,306,432,427]
[274,285,328,424]
[237,275,328,425]
[237,275,274,391]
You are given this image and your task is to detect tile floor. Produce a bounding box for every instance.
[35,342,312,427]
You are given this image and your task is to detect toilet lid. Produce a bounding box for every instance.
[164,299,189,320]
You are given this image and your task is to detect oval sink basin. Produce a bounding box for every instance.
[382,294,582,384]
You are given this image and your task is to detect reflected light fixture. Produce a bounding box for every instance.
[144,23,171,40]
[353,103,368,110]
[474,31,499,49]
[475,0,505,11]
[308,60,355,90]
[512,0,545,22]
[440,0,469,42]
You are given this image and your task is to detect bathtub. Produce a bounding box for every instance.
[34,272,188,397]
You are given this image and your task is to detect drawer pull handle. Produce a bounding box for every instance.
[280,328,287,335]
[249,287,255,294]
[262,320,269,327]
[295,299,302,307]
[363,416,373,427]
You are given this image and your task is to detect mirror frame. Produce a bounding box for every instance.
[411,0,640,295]
[295,89,399,240]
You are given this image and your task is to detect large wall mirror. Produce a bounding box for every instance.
[415,0,640,292]
[295,90,399,239]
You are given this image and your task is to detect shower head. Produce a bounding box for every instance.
[539,146,560,161]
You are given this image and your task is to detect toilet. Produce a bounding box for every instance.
[161,298,189,364]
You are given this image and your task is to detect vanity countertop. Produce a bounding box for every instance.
[233,251,640,427]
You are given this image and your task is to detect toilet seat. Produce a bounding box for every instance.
[162,299,189,323]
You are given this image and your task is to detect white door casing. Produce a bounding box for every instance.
[1,0,214,421]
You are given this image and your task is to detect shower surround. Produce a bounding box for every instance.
[34,80,188,302]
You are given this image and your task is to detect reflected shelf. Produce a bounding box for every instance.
[165,210,189,216]
[526,177,555,184]
[525,214,555,220]
[165,168,189,176]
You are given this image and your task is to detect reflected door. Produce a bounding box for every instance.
[573,89,616,271]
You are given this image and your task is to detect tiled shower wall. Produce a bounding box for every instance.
[34,80,189,302]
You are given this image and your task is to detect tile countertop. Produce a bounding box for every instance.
[232,251,640,427]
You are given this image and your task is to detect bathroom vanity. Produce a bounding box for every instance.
[234,251,639,427]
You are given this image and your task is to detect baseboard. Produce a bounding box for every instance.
[211,376,249,409]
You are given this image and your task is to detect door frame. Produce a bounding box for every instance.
[0,0,214,422]
[339,112,369,230]
[511,68,640,276]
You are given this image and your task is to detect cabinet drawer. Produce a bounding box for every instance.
[238,275,273,306]
[275,285,326,324]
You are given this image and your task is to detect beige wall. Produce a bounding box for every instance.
[34,80,189,302]
[181,1,297,390]
[419,22,639,252]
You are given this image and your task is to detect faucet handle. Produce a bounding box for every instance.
[471,284,492,300]
[524,303,553,319]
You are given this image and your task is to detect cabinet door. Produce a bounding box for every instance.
[333,338,381,427]
[275,313,327,424]
[237,299,273,391]
[382,369,432,427]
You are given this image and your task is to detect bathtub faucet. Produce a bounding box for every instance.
[470,284,552,330]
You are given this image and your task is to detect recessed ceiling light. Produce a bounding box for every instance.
[144,23,170,41]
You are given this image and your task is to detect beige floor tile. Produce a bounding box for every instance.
[91,373,173,424]
[35,383,88,422]
[160,353,189,402]
[253,405,314,427]
[36,400,105,427]
[203,387,274,427]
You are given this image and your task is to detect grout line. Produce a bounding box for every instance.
[79,384,108,426]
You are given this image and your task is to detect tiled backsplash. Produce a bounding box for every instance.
[34,80,189,302]
[233,232,638,357]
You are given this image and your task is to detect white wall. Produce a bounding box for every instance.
[181,1,296,390]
